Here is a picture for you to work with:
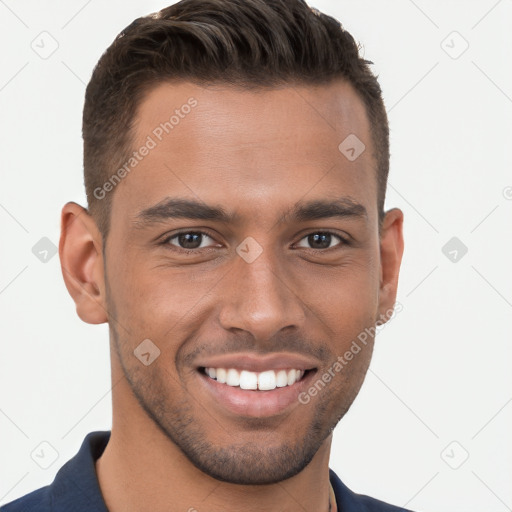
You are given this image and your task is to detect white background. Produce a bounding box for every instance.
[0,1,511,510]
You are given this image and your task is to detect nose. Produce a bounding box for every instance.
[218,243,306,343]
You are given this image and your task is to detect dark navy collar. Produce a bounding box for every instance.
[51,431,110,512]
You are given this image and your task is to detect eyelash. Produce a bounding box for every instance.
[160,230,219,254]
[159,230,351,253]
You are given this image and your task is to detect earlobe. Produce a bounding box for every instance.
[59,202,108,324]
[377,208,404,323]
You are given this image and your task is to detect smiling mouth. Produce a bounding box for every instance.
[200,367,312,391]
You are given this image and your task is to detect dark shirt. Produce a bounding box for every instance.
[1,431,413,511]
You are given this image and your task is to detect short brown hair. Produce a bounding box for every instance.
[83,0,389,239]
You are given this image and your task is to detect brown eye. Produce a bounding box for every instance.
[165,232,216,250]
[296,232,344,250]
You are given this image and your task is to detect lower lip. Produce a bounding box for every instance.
[198,370,315,418]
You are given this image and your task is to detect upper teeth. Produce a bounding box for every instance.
[205,368,304,391]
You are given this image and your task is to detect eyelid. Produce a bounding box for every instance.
[294,230,350,249]
[158,228,351,252]
[160,229,221,248]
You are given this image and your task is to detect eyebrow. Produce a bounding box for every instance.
[133,197,367,228]
[283,198,367,223]
[133,198,235,227]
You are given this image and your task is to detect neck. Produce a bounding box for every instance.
[96,363,334,512]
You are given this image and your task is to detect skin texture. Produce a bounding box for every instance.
[59,80,404,512]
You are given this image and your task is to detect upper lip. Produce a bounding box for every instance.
[195,352,320,372]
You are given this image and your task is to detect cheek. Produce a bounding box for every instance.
[294,252,381,332]
[107,257,217,343]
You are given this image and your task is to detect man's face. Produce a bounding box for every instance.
[102,81,397,484]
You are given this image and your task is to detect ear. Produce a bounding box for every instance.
[377,208,404,323]
[59,201,108,324]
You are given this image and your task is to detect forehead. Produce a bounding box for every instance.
[111,80,377,230]
[133,80,371,155]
